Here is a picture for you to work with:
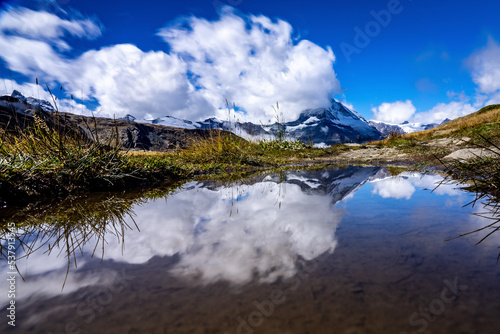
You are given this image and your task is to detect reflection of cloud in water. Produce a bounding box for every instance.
[371,177,416,199]
[101,167,380,285]
[168,182,342,284]
[0,166,379,303]
[0,180,344,298]
[371,172,464,200]
[0,261,114,307]
[101,181,343,285]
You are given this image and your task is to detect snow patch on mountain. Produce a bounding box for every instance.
[369,118,450,136]
[124,114,198,129]
[150,116,197,129]
[121,99,382,145]
[4,90,383,146]
[11,90,55,112]
[283,100,383,145]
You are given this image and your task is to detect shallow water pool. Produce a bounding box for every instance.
[1,166,500,333]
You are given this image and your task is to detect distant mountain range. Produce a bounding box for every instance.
[3,90,452,145]
[0,92,236,151]
[123,99,384,145]
[368,119,451,136]
[11,90,55,112]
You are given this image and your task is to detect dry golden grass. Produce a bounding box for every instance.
[127,150,168,156]
[372,104,500,146]
[419,104,500,137]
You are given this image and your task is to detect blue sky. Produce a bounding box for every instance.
[0,0,499,124]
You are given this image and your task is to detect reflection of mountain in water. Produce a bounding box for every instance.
[199,166,384,201]
[165,166,385,285]
[282,166,384,201]
[0,166,384,304]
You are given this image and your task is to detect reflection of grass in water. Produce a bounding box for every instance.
[447,201,500,261]
[441,136,500,261]
[0,184,180,288]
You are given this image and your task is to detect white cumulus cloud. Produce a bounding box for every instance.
[158,8,340,122]
[466,37,500,107]
[371,99,476,125]
[0,6,341,123]
[467,38,500,95]
[371,100,416,124]
[371,38,500,126]
[411,101,476,124]
[0,6,101,40]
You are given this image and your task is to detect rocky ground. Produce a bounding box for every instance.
[305,137,500,166]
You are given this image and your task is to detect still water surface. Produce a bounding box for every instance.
[1,166,500,334]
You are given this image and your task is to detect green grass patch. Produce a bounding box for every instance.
[477,104,500,115]
[0,111,186,204]
[451,122,500,145]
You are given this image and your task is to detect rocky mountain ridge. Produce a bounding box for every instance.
[0,94,234,151]
[126,99,384,145]
[368,118,451,137]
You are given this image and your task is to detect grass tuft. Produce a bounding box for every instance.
[440,137,500,261]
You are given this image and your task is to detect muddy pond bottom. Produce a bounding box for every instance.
[1,166,500,334]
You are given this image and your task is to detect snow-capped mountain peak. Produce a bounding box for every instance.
[131,115,197,129]
[282,100,382,145]
[125,99,382,145]
[120,114,137,122]
[5,90,383,146]
[11,90,55,112]
[150,116,196,129]
[329,99,369,123]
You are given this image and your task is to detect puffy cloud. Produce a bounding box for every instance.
[371,96,476,125]
[0,6,100,57]
[70,44,205,120]
[0,6,198,120]
[0,6,101,41]
[411,101,476,124]
[370,99,476,125]
[371,38,500,125]
[371,100,416,124]
[464,38,500,108]
[0,6,340,122]
[1,79,48,99]
[466,38,500,95]
[158,8,340,122]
